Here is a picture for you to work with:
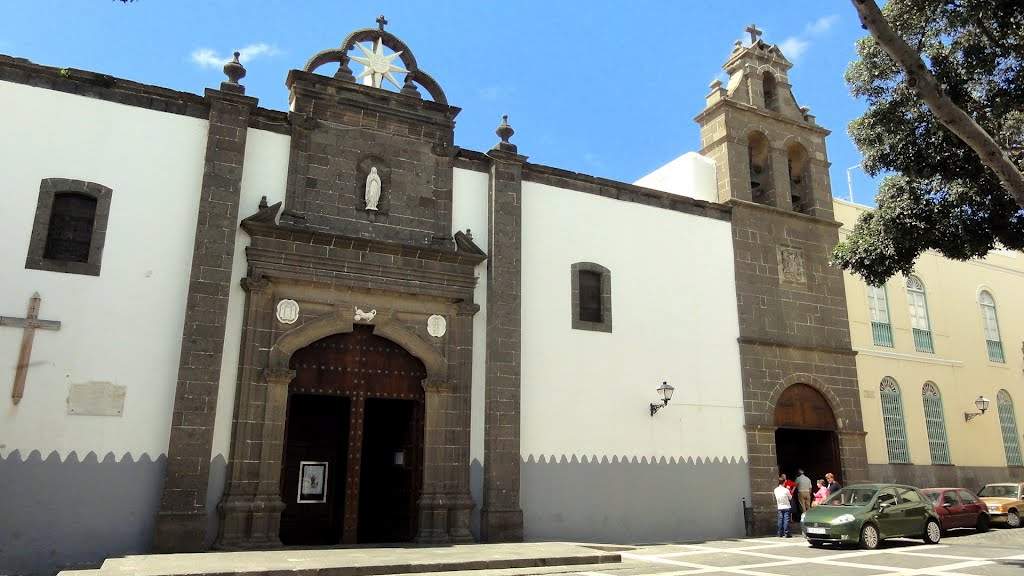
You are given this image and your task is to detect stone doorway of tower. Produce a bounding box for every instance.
[774,383,842,506]
[279,325,426,546]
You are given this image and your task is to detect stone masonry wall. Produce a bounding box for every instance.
[154,88,257,552]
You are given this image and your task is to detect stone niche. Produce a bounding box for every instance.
[284,68,461,246]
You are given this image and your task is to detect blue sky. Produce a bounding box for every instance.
[2,0,881,204]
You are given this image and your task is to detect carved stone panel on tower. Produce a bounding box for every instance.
[283,19,460,247]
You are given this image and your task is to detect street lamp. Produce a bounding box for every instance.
[650,382,675,417]
[964,395,991,422]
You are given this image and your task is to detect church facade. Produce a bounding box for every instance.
[1,22,867,576]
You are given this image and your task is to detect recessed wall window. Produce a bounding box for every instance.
[905,275,934,353]
[571,262,612,333]
[867,284,893,347]
[997,390,1023,467]
[25,178,112,276]
[921,382,950,465]
[979,290,1004,363]
[880,377,910,464]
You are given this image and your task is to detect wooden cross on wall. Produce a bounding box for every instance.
[1,292,61,404]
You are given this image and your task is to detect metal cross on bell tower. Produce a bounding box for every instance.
[745,23,763,44]
[376,14,388,31]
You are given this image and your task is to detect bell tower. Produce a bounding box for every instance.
[696,24,834,218]
[695,26,867,534]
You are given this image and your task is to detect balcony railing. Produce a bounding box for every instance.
[987,339,1005,363]
[913,328,934,353]
[871,322,894,347]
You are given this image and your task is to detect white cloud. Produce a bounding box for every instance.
[190,43,280,69]
[805,14,840,36]
[779,37,810,60]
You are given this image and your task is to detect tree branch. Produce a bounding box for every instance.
[851,0,1024,208]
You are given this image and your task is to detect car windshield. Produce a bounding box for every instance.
[823,487,877,506]
[978,485,1020,498]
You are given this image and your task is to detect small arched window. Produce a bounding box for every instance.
[747,131,774,206]
[763,72,779,111]
[880,377,910,464]
[906,276,934,353]
[44,192,97,263]
[997,390,1023,467]
[571,262,612,333]
[979,291,1004,363]
[921,382,950,464]
[867,284,893,347]
[786,143,812,214]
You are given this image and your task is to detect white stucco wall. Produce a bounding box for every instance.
[520,181,746,461]
[209,129,291,463]
[633,151,719,204]
[451,166,490,536]
[0,80,208,461]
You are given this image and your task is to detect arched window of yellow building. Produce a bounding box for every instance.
[997,390,1023,467]
[921,382,950,465]
[867,284,893,347]
[979,291,1004,363]
[880,377,910,464]
[906,275,934,353]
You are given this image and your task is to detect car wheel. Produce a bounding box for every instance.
[976,514,990,533]
[1008,510,1021,528]
[860,523,880,550]
[924,519,942,544]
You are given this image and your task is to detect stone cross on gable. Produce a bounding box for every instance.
[745,23,763,44]
[1,292,61,405]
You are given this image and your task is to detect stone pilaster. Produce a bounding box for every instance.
[154,87,257,552]
[448,303,478,543]
[480,125,526,542]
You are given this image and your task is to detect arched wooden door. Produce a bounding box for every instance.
[773,384,841,508]
[279,325,426,545]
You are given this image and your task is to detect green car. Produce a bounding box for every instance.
[801,484,942,549]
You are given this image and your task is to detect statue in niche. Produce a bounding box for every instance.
[365,167,382,211]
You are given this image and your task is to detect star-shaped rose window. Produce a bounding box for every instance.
[350,37,408,90]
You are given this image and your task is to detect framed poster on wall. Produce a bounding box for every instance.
[297,461,328,503]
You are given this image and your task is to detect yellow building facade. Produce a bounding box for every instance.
[835,199,1024,489]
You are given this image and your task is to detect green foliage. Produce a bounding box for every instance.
[835,0,1024,284]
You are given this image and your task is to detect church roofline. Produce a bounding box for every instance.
[0,54,291,133]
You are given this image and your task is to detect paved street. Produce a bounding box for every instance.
[565,527,1024,576]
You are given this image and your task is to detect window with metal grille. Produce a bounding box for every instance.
[43,192,97,263]
[979,291,1004,363]
[867,284,893,347]
[997,390,1023,467]
[578,270,602,323]
[906,275,934,353]
[921,382,950,465]
[880,377,911,464]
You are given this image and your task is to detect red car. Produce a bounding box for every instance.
[921,488,990,532]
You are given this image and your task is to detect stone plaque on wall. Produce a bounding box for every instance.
[67,381,126,416]
[777,246,807,285]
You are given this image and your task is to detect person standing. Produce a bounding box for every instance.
[813,479,828,506]
[795,469,812,517]
[825,472,841,496]
[774,477,793,537]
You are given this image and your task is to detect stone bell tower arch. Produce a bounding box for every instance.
[695,26,868,533]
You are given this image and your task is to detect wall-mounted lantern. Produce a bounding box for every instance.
[650,381,675,417]
[964,395,991,422]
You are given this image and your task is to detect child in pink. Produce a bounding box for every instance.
[813,479,828,506]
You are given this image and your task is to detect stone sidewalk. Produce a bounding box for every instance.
[57,542,621,576]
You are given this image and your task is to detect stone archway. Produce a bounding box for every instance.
[773,383,841,513]
[215,287,474,549]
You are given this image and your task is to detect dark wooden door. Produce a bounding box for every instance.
[774,383,836,430]
[279,394,349,545]
[282,325,426,545]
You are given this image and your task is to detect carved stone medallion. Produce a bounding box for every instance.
[777,246,806,284]
[276,299,300,324]
[426,314,447,338]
